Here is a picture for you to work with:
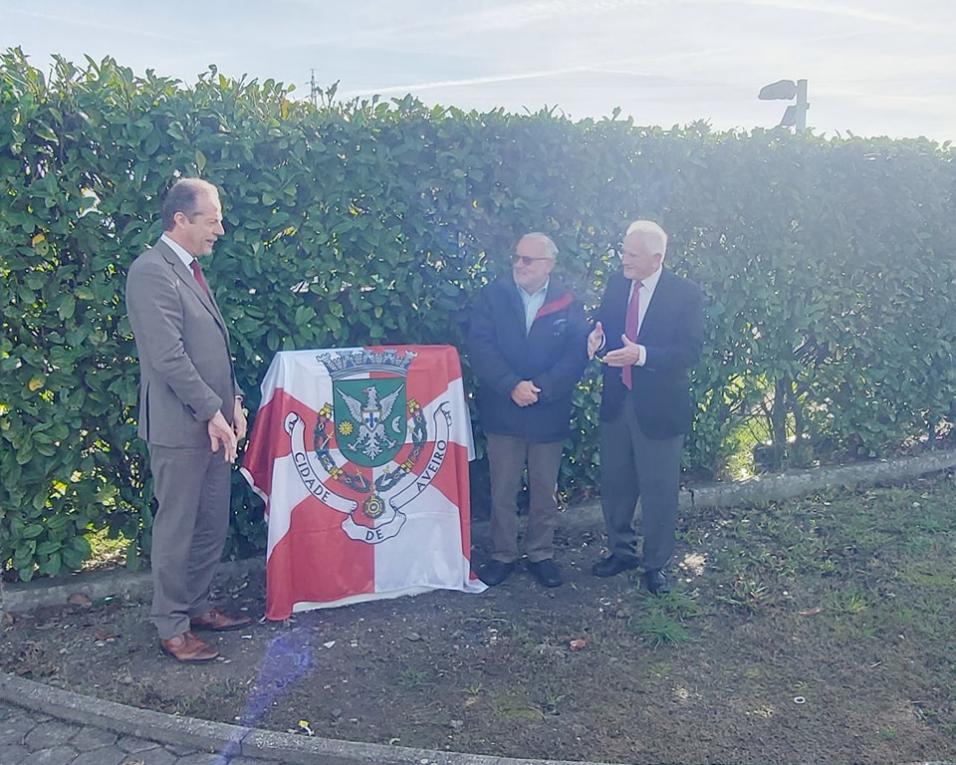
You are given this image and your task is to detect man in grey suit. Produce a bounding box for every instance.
[126,178,252,663]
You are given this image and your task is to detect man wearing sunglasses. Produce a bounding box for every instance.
[586,220,704,595]
[469,233,588,588]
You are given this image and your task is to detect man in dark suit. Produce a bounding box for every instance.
[469,233,588,588]
[587,220,704,594]
[126,178,252,662]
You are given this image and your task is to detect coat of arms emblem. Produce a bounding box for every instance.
[333,378,406,467]
[282,348,456,545]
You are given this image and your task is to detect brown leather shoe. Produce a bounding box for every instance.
[160,630,219,663]
[190,607,253,632]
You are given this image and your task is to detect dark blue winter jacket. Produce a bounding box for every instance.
[468,276,588,442]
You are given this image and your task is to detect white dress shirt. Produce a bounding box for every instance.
[629,265,663,367]
[160,233,195,268]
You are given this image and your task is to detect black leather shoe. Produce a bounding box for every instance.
[592,555,641,578]
[643,568,669,595]
[528,559,563,588]
[479,560,516,586]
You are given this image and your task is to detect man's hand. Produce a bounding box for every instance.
[208,410,238,463]
[587,321,605,359]
[233,397,248,441]
[510,380,541,407]
[602,334,642,367]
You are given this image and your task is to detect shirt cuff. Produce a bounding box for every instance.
[635,344,647,367]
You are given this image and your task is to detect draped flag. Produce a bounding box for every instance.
[241,345,485,620]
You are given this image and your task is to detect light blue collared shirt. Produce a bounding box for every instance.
[517,279,549,334]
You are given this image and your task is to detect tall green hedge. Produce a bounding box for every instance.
[2,50,954,579]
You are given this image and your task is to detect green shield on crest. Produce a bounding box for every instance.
[333,378,407,468]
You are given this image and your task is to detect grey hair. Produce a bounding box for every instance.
[162,178,220,231]
[624,220,667,259]
[519,232,558,259]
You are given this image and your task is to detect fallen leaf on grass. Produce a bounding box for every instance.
[297,719,314,736]
[2,612,15,627]
[798,607,822,617]
[67,593,92,608]
[569,638,588,651]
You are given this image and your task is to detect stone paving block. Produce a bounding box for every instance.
[0,743,31,765]
[176,752,232,765]
[22,745,78,765]
[0,707,37,743]
[0,708,35,744]
[73,746,128,765]
[23,720,82,751]
[229,758,277,764]
[120,747,177,765]
[118,735,163,753]
[164,744,197,756]
[70,724,119,751]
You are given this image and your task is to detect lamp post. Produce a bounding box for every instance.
[758,78,809,133]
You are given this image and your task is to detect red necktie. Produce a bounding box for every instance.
[190,259,211,298]
[622,280,642,390]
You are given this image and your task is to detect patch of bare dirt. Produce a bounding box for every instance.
[3,484,955,764]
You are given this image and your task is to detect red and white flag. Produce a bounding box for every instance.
[241,345,485,620]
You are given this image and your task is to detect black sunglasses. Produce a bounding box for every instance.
[512,254,553,266]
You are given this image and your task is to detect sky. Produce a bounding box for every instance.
[2,0,954,142]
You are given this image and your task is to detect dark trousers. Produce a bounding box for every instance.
[148,444,232,639]
[486,433,564,564]
[599,402,683,570]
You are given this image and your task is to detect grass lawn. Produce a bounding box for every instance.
[3,472,954,763]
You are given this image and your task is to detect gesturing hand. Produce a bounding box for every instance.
[208,410,238,463]
[511,380,541,407]
[602,334,643,367]
[587,321,605,359]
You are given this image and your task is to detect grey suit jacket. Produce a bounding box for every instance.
[126,239,240,448]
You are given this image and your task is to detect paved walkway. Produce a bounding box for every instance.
[0,702,278,765]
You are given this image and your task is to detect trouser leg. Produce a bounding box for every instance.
[599,409,641,561]
[486,433,527,563]
[524,440,564,562]
[628,406,683,571]
[148,445,212,639]
[185,454,232,616]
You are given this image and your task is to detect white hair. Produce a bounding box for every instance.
[519,232,558,259]
[624,220,667,259]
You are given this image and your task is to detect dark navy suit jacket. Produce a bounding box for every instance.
[596,268,704,438]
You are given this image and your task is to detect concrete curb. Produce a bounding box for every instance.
[0,672,625,765]
[1,555,265,615]
[560,447,956,533]
[3,448,955,614]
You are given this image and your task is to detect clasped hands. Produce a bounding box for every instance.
[511,379,541,407]
[587,321,642,366]
[207,397,247,463]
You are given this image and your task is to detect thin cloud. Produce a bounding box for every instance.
[339,65,595,98]
[4,7,201,46]
[686,0,942,35]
